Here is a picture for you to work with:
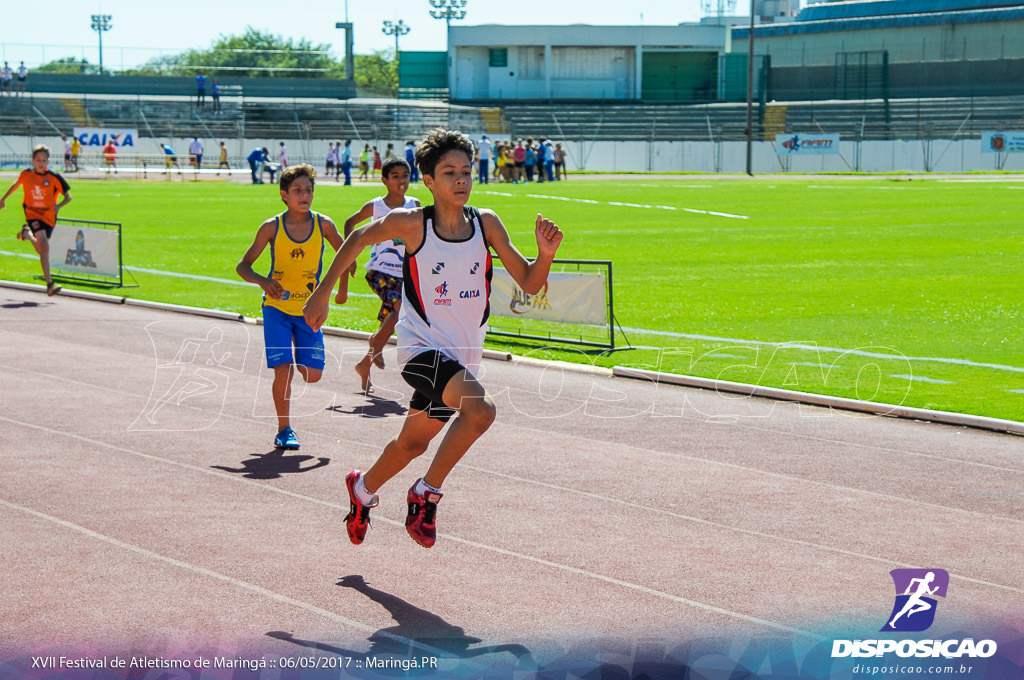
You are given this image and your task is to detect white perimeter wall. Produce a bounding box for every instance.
[4,135,1023,174]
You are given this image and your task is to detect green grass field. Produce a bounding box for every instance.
[2,173,1022,423]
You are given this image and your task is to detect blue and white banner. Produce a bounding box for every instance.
[775,133,840,155]
[73,128,138,148]
[981,131,1024,153]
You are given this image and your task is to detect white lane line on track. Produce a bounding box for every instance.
[0,496,455,660]
[0,414,825,641]
[3,408,1023,602]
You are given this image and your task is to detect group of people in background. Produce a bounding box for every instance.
[480,136,566,184]
[0,61,28,96]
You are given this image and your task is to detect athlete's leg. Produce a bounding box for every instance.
[271,363,294,432]
[363,408,445,493]
[421,369,495,490]
[29,226,54,287]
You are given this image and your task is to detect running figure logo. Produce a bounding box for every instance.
[881,568,949,632]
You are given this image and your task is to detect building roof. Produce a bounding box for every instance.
[734,1,1024,37]
[800,0,1023,21]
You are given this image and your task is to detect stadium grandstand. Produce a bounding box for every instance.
[1,0,1022,173]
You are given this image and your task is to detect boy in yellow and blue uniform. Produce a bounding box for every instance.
[237,164,344,450]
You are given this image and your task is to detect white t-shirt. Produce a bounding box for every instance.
[477,138,493,161]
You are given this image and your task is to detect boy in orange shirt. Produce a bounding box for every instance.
[0,145,72,296]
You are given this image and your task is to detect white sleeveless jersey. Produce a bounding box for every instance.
[365,195,417,277]
[397,206,492,373]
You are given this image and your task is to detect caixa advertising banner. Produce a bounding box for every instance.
[72,128,138,148]
[490,268,607,325]
[49,225,119,278]
[981,131,1024,153]
[775,133,840,155]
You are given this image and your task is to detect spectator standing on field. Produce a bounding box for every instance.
[70,137,81,171]
[217,141,230,175]
[189,137,204,170]
[103,140,117,174]
[405,141,419,182]
[340,140,353,185]
[63,136,72,172]
[476,135,492,184]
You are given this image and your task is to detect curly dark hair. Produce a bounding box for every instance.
[279,163,316,193]
[414,128,475,177]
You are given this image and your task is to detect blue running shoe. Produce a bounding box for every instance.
[274,427,300,450]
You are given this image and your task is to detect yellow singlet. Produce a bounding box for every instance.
[264,211,325,317]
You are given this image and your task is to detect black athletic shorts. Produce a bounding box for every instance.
[27,219,54,239]
[401,350,466,423]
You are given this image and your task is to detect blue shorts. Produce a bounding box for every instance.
[263,305,325,370]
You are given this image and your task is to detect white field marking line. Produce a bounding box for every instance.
[891,374,956,384]
[0,496,455,660]
[460,464,1024,596]
[620,327,1024,375]
[0,415,823,641]
[477,190,749,219]
[2,260,1016,375]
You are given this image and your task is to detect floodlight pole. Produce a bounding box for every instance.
[91,14,112,76]
[745,0,755,176]
[383,20,410,127]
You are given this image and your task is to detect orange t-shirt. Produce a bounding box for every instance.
[16,169,69,226]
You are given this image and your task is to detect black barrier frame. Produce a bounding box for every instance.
[50,217,133,288]
[486,258,622,350]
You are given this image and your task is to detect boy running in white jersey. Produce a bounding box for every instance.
[337,157,421,393]
[305,128,563,548]
[237,164,344,450]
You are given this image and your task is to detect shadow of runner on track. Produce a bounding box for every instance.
[266,575,537,675]
[212,449,330,480]
[326,395,408,419]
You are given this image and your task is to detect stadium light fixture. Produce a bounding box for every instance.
[90,14,112,76]
[382,20,411,58]
[429,0,467,46]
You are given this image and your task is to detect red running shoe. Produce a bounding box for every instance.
[344,470,377,545]
[405,482,442,548]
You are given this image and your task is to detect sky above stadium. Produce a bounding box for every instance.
[1,0,755,70]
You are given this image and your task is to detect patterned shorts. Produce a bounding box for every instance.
[365,270,402,322]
